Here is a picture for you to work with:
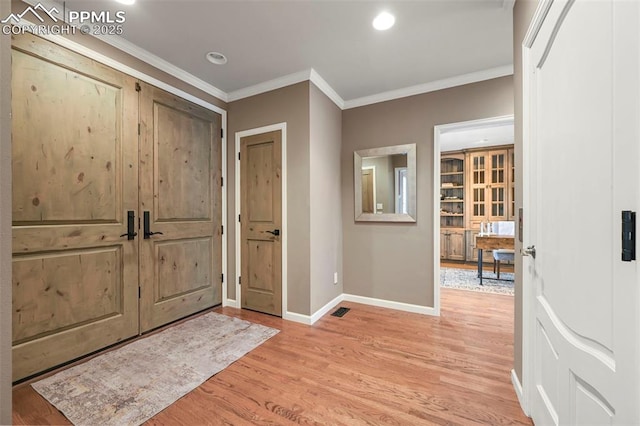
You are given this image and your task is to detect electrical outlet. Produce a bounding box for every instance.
[333,272,338,285]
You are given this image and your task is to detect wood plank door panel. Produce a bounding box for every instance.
[240,131,282,316]
[11,33,139,381]
[138,83,222,332]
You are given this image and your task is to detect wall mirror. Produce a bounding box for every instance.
[354,143,416,222]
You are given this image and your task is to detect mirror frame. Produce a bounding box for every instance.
[354,143,417,222]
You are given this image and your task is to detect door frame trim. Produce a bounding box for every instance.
[234,123,288,316]
[432,114,515,318]
[520,0,554,417]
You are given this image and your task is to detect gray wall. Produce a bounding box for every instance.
[342,76,514,306]
[309,84,343,313]
[1,0,12,419]
[227,82,312,315]
[513,0,539,386]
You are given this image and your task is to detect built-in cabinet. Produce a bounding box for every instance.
[440,154,465,260]
[440,145,514,262]
[440,154,465,228]
[441,229,465,261]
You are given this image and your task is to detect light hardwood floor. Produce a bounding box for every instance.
[13,289,530,425]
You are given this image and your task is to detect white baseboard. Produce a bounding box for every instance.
[342,294,437,316]
[284,293,345,326]
[223,299,239,308]
[282,293,436,325]
[310,294,345,324]
[511,369,529,416]
[283,311,313,325]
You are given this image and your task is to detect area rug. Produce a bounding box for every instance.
[441,267,514,295]
[32,312,279,426]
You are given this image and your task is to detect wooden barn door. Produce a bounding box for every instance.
[138,83,222,332]
[11,33,139,381]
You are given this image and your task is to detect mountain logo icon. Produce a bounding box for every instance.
[1,3,59,24]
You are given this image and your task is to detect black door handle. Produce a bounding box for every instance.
[265,229,280,236]
[120,210,138,240]
[143,211,164,239]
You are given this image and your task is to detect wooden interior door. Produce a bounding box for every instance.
[11,33,139,380]
[138,83,222,332]
[525,0,640,423]
[361,169,374,213]
[240,131,282,316]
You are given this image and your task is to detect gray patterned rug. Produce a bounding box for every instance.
[32,312,279,426]
[441,267,515,295]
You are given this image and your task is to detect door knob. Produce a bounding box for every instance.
[521,245,536,258]
[265,229,280,236]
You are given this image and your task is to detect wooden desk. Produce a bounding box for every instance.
[476,235,515,285]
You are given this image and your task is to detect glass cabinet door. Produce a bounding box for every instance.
[467,149,508,225]
[489,150,507,220]
[470,153,486,220]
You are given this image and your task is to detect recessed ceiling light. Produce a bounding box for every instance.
[373,11,395,31]
[114,0,135,5]
[206,52,228,65]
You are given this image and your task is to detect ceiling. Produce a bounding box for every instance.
[440,120,514,152]
[60,0,514,104]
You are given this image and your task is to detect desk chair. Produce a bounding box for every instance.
[491,221,515,278]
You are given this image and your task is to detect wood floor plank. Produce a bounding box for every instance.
[13,289,531,425]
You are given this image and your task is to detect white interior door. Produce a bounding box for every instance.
[524,0,640,424]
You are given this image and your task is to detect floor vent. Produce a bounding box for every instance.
[331,307,350,317]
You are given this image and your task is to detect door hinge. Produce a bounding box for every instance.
[221,225,224,235]
[238,214,241,223]
[138,123,141,135]
[239,276,241,285]
[221,177,223,187]
[135,82,141,92]
[238,152,241,161]
[221,273,224,283]
[138,286,141,299]
[221,128,224,138]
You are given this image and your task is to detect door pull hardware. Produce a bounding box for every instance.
[622,210,636,262]
[521,245,536,258]
[265,229,280,236]
[143,211,164,239]
[120,211,138,240]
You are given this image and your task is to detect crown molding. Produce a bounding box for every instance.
[226,69,311,103]
[437,114,514,134]
[17,0,514,112]
[343,65,514,110]
[309,69,345,109]
[92,33,228,102]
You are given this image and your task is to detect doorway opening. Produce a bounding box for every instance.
[433,115,515,312]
